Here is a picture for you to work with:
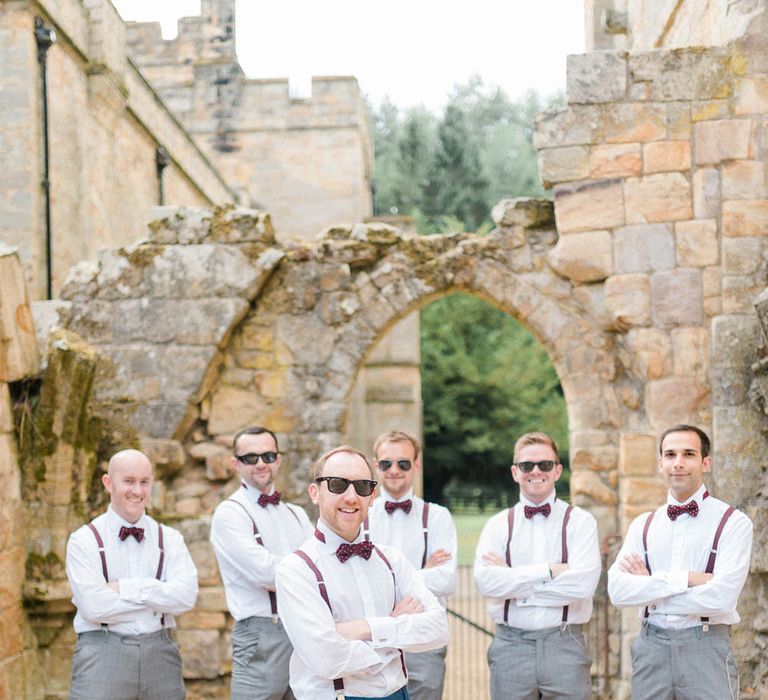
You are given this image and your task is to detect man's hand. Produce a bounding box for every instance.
[549,563,569,578]
[106,581,120,592]
[482,553,507,567]
[390,596,424,617]
[688,572,713,587]
[335,620,372,641]
[618,554,650,576]
[424,549,453,568]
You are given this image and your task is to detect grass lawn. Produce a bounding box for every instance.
[454,512,492,566]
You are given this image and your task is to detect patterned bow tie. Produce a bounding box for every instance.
[336,540,374,563]
[119,526,145,542]
[667,500,698,521]
[258,491,281,507]
[524,503,551,519]
[385,499,412,515]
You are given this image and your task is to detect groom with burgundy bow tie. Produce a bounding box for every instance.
[210,426,312,700]
[65,449,198,699]
[608,425,753,700]
[474,432,600,700]
[276,445,448,700]
[365,430,457,700]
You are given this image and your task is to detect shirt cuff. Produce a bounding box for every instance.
[367,616,398,647]
[669,569,689,593]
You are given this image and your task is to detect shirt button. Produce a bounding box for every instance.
[651,605,657,610]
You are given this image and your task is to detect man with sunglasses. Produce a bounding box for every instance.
[608,424,753,700]
[276,445,449,700]
[474,432,600,700]
[366,430,457,700]
[210,426,312,700]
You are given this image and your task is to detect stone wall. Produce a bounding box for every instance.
[125,1,373,241]
[587,0,766,51]
[535,30,768,695]
[0,0,235,301]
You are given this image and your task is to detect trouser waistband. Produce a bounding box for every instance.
[643,623,730,640]
[77,628,172,642]
[496,623,583,640]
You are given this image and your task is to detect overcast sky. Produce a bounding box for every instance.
[112,0,585,111]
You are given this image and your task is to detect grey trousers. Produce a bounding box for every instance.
[69,629,184,700]
[487,624,592,700]
[630,624,739,700]
[405,646,447,700]
[231,616,295,700]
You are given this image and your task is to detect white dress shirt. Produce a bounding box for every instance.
[366,489,457,604]
[276,519,449,700]
[608,484,753,629]
[210,483,313,621]
[473,493,601,629]
[66,506,198,635]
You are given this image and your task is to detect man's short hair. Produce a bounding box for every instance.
[373,430,421,460]
[233,426,279,453]
[513,432,560,463]
[658,424,711,458]
[313,446,373,480]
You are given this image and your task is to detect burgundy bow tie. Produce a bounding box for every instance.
[336,540,374,563]
[667,500,699,521]
[524,503,551,519]
[385,499,412,515]
[258,491,281,507]
[119,526,145,542]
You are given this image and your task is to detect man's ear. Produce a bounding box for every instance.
[309,482,319,505]
[102,473,112,493]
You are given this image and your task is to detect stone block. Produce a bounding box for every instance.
[570,470,618,505]
[624,173,692,224]
[567,51,627,104]
[722,237,762,274]
[538,147,590,188]
[177,629,223,679]
[0,383,10,434]
[620,503,652,536]
[722,200,768,237]
[642,141,691,174]
[650,269,703,328]
[0,247,40,381]
[548,230,612,282]
[675,219,718,267]
[176,610,227,630]
[667,103,691,140]
[734,77,768,115]
[196,586,228,611]
[712,315,759,369]
[533,105,602,149]
[589,143,641,179]
[690,100,731,122]
[605,274,651,328]
[645,378,710,431]
[692,168,720,219]
[613,223,675,273]
[205,452,232,482]
[721,161,766,200]
[670,327,709,376]
[625,328,672,379]
[746,505,768,573]
[570,445,618,472]
[694,119,752,165]
[619,433,657,476]
[554,180,625,233]
[628,47,730,102]
[601,103,666,144]
[619,477,666,506]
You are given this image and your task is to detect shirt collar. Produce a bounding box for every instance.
[106,504,147,530]
[519,491,557,509]
[315,518,367,549]
[666,483,708,506]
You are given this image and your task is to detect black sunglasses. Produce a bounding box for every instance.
[315,476,377,496]
[514,460,558,473]
[377,459,412,472]
[236,452,278,465]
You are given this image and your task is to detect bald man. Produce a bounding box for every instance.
[65,449,199,700]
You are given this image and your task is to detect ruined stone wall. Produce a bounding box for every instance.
[535,30,768,695]
[587,0,766,51]
[0,0,235,301]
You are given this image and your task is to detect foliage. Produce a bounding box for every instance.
[420,293,568,502]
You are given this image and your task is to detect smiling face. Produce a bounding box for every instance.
[102,449,153,524]
[658,430,711,503]
[232,431,281,493]
[374,439,419,500]
[511,442,562,505]
[309,450,375,542]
